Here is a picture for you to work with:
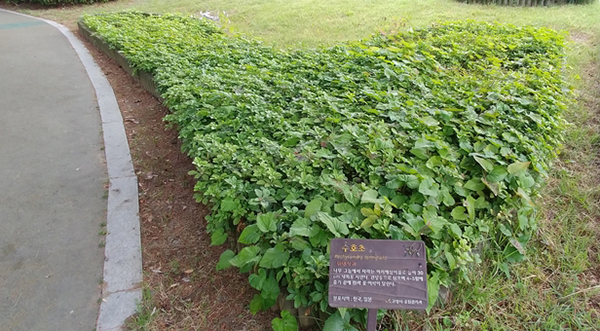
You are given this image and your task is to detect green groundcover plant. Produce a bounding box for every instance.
[83,12,572,328]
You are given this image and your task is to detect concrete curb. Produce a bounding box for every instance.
[0,9,143,331]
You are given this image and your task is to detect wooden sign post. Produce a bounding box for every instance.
[328,238,428,330]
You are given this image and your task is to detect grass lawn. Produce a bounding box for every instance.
[11,0,600,47]
[11,0,600,329]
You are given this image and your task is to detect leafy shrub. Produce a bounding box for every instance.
[83,12,572,325]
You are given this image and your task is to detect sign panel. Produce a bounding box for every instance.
[328,238,428,310]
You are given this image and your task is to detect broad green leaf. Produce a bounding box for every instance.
[449,223,462,237]
[421,116,439,127]
[499,223,512,237]
[342,186,361,206]
[305,199,322,218]
[390,224,409,240]
[487,166,508,182]
[459,140,473,152]
[260,273,280,300]
[360,216,378,229]
[410,147,429,160]
[473,155,493,172]
[289,237,311,251]
[517,187,533,205]
[272,310,298,331]
[427,272,440,313]
[445,250,457,270]
[374,203,382,215]
[260,244,290,268]
[451,206,468,221]
[466,195,475,221]
[308,225,329,247]
[507,161,530,175]
[361,207,376,217]
[518,211,529,231]
[361,189,382,204]
[415,137,435,149]
[423,207,445,234]
[518,174,535,189]
[323,311,358,331]
[474,196,488,209]
[289,218,312,237]
[419,177,439,197]
[210,229,228,246]
[375,137,394,149]
[238,224,261,244]
[404,175,420,189]
[426,156,443,169]
[257,213,277,233]
[232,245,260,267]
[386,177,403,189]
[220,196,239,212]
[216,249,235,271]
[464,178,485,191]
[249,294,267,314]
[440,185,455,207]
[282,137,301,147]
[334,203,354,214]
[317,212,349,237]
[502,132,520,143]
[391,195,407,207]
[405,213,426,235]
[248,268,267,290]
[454,184,467,197]
[504,245,526,263]
[481,177,499,196]
[474,141,486,152]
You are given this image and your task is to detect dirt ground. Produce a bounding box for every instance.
[78,33,276,331]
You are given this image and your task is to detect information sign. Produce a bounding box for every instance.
[328,238,428,310]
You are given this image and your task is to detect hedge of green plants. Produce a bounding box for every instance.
[83,12,571,328]
[11,0,112,5]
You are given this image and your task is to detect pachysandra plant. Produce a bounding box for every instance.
[84,12,572,328]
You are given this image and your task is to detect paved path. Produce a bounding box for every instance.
[0,10,107,331]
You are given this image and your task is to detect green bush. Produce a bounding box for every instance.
[11,0,112,6]
[83,12,572,325]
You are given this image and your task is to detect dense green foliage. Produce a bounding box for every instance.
[457,0,594,5]
[10,0,112,6]
[83,12,572,326]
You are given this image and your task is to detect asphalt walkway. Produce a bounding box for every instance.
[0,10,106,331]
